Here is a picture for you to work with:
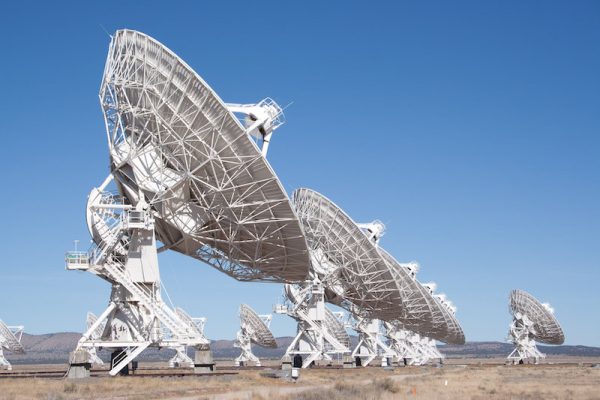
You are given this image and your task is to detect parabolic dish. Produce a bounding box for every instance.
[100,29,310,283]
[379,249,465,345]
[509,289,564,345]
[0,320,24,353]
[240,304,277,348]
[291,188,408,321]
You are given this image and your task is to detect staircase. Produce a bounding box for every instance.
[102,257,192,339]
[110,343,150,376]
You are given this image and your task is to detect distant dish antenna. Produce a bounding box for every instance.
[276,187,464,368]
[379,248,465,345]
[507,290,565,364]
[382,322,443,366]
[349,316,395,367]
[0,320,25,371]
[234,304,276,367]
[65,29,309,377]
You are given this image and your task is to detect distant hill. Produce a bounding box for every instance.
[6,332,600,364]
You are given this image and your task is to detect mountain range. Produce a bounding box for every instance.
[6,332,600,364]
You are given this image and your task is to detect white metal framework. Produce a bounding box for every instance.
[66,177,209,375]
[0,320,24,371]
[350,317,395,367]
[380,251,465,345]
[290,188,465,347]
[507,290,564,364]
[291,189,409,321]
[76,312,105,366]
[234,304,276,366]
[100,30,310,283]
[383,321,443,366]
[275,283,350,368]
[66,30,311,376]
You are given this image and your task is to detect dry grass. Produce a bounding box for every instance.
[0,363,598,399]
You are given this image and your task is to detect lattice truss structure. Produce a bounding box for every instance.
[507,290,564,364]
[383,322,443,366]
[100,29,310,283]
[0,320,24,371]
[67,180,210,376]
[75,312,106,366]
[65,30,311,377]
[290,189,465,347]
[291,189,408,321]
[349,317,395,367]
[275,283,351,368]
[234,304,276,366]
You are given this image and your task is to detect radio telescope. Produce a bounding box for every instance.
[65,29,310,377]
[275,284,351,368]
[291,188,465,345]
[234,304,276,366]
[507,289,565,364]
[386,325,443,366]
[291,189,410,321]
[350,317,395,367]
[0,320,25,371]
[277,187,464,367]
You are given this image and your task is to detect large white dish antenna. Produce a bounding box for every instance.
[101,29,310,283]
[379,250,465,345]
[239,304,277,348]
[291,188,407,320]
[509,289,564,345]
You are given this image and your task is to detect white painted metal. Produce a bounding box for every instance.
[275,282,350,368]
[234,304,276,366]
[507,290,564,364]
[290,188,465,347]
[67,179,209,375]
[226,98,285,157]
[291,189,409,320]
[66,29,310,376]
[0,320,24,371]
[100,30,310,283]
[382,322,443,366]
[78,312,105,366]
[380,250,465,345]
[350,317,395,367]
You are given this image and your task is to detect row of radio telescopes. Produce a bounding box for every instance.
[0,30,565,376]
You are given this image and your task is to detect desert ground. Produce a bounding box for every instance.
[1,358,599,400]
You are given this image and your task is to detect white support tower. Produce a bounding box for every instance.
[507,290,564,364]
[234,304,276,367]
[383,322,420,365]
[382,322,443,366]
[507,313,545,363]
[350,317,395,367]
[66,177,209,376]
[0,321,25,371]
[275,282,350,368]
[66,30,313,377]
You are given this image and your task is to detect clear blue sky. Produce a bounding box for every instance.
[0,1,598,346]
